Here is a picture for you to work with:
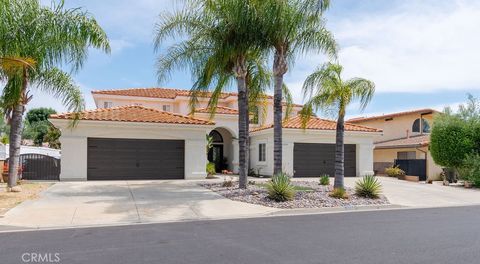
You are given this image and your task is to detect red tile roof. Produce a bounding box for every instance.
[195,106,239,115]
[250,115,382,133]
[50,105,214,125]
[91,87,237,99]
[347,108,438,123]
[375,134,430,149]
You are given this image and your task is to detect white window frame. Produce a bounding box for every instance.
[258,143,267,163]
[162,105,171,112]
[103,101,113,108]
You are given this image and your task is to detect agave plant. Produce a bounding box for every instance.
[354,175,382,199]
[266,172,296,202]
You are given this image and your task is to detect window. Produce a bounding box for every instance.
[134,103,143,106]
[258,143,266,162]
[162,105,171,112]
[103,101,113,108]
[249,106,259,124]
[412,118,430,133]
[397,151,416,160]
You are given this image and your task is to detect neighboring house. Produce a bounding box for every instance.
[348,109,443,181]
[49,87,381,181]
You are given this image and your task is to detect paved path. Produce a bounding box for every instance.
[1,206,480,264]
[0,180,278,229]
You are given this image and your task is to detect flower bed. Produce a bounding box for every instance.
[200,181,389,209]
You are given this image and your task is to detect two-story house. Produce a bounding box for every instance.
[348,109,443,181]
[50,87,381,181]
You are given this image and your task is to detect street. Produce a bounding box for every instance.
[1,206,480,264]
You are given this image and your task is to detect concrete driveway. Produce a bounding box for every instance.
[0,180,279,229]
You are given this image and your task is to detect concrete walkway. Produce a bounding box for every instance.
[0,180,279,229]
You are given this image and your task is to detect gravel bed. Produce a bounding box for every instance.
[200,181,389,209]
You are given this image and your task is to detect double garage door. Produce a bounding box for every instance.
[87,138,184,180]
[293,143,357,177]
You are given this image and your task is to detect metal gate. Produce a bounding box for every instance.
[394,159,426,181]
[7,154,60,181]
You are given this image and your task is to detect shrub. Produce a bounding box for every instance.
[355,175,382,198]
[206,162,216,176]
[385,166,405,177]
[457,153,480,187]
[266,172,296,202]
[329,188,348,199]
[319,174,330,185]
[222,177,234,187]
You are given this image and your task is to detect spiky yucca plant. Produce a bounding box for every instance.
[354,175,382,199]
[266,172,296,202]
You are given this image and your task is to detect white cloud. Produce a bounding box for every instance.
[285,0,480,100]
[109,39,134,54]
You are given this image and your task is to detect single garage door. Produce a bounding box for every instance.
[87,138,184,180]
[293,143,356,177]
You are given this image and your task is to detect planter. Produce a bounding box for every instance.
[1,172,7,183]
[404,175,419,182]
[206,174,217,179]
[396,174,406,181]
[464,181,473,188]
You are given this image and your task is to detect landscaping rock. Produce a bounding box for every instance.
[200,181,389,209]
[8,186,22,193]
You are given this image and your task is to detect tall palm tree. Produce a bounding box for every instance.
[155,0,266,188]
[0,0,110,189]
[259,0,337,175]
[301,62,375,189]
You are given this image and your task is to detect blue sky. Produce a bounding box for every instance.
[29,0,480,119]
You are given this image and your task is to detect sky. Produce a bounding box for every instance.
[27,0,480,119]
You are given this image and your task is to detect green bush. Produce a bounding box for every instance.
[385,166,405,177]
[457,153,480,187]
[206,162,216,175]
[430,113,475,169]
[266,172,296,202]
[319,174,330,185]
[354,175,382,198]
[329,188,348,199]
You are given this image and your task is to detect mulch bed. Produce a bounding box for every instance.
[201,181,389,209]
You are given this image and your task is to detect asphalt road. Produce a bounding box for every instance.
[1,206,480,264]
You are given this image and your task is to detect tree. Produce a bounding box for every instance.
[155,0,267,188]
[0,0,110,189]
[23,108,57,145]
[301,62,375,189]
[260,0,337,174]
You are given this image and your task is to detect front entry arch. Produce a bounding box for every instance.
[208,128,234,173]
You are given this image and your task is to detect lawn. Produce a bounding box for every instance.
[0,182,52,216]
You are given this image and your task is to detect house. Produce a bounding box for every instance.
[347,108,443,181]
[49,87,381,181]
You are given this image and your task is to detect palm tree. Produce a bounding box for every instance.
[259,0,337,175]
[0,0,110,189]
[155,0,266,188]
[301,62,375,189]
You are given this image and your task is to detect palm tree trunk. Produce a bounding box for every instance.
[273,50,287,175]
[235,58,248,189]
[334,112,345,189]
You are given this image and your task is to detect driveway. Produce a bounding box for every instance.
[0,180,279,229]
[343,176,480,207]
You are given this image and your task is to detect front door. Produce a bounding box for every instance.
[208,145,223,172]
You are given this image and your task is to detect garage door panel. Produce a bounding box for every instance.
[87,138,184,180]
[293,143,357,178]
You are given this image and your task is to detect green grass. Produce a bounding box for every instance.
[256,183,314,192]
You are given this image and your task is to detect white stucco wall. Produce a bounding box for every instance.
[250,129,378,177]
[51,119,212,181]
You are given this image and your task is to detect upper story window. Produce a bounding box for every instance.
[103,101,113,108]
[162,105,171,112]
[133,103,143,106]
[258,143,266,162]
[249,106,259,124]
[412,118,430,133]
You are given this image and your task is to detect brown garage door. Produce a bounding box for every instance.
[293,143,356,177]
[87,138,184,180]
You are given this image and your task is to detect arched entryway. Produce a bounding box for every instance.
[208,128,234,172]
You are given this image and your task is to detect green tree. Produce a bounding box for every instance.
[23,108,57,145]
[301,62,375,189]
[155,0,268,188]
[0,0,110,189]
[260,0,337,174]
